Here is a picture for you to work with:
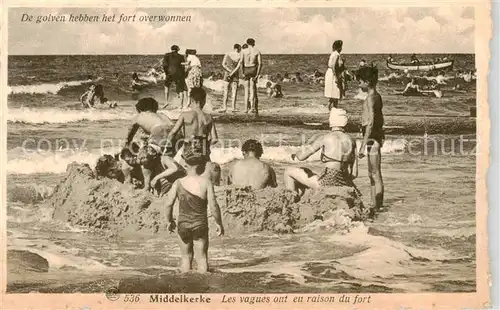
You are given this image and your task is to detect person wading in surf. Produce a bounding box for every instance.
[356,65,385,217]
[220,43,242,112]
[231,38,262,115]
[165,147,224,273]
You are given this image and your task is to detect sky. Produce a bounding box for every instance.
[8,7,475,55]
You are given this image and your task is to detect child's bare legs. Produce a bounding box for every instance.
[121,160,133,184]
[163,86,170,108]
[367,141,384,213]
[231,82,238,111]
[243,80,250,112]
[221,82,230,112]
[193,236,209,273]
[185,87,192,109]
[284,167,319,194]
[249,78,256,112]
[178,238,194,273]
[142,166,153,192]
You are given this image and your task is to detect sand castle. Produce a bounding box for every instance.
[46,160,368,236]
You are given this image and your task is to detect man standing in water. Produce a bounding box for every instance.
[356,65,385,217]
[231,38,262,115]
[162,45,186,109]
[220,44,242,112]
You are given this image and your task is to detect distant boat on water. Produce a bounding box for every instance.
[386,59,454,71]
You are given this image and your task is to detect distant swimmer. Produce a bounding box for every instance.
[265,81,284,98]
[435,71,447,85]
[167,87,221,185]
[231,38,262,115]
[410,54,419,65]
[324,40,345,110]
[80,84,96,109]
[164,147,224,273]
[162,44,187,109]
[292,72,303,83]
[356,65,385,218]
[81,83,117,109]
[463,70,473,83]
[284,108,359,198]
[221,43,242,112]
[402,78,421,95]
[131,72,151,91]
[228,139,277,189]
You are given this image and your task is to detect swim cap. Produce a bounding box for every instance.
[329,108,348,128]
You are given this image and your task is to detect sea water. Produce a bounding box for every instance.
[6,54,476,293]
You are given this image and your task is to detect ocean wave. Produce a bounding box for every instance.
[7,140,407,175]
[7,107,133,124]
[7,183,55,204]
[8,79,97,95]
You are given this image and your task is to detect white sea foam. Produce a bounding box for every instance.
[7,107,134,124]
[203,79,228,93]
[7,140,407,175]
[8,79,97,95]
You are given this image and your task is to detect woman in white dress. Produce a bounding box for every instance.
[324,40,345,110]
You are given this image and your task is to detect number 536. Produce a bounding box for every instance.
[124,295,140,303]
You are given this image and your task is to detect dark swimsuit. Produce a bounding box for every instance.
[177,182,209,243]
[182,135,211,160]
[361,126,385,148]
[243,66,258,80]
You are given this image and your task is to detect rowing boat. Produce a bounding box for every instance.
[386,59,454,71]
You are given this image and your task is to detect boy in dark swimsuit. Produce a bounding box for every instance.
[165,148,224,273]
[356,65,385,216]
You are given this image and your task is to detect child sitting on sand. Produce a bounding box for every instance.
[165,147,224,273]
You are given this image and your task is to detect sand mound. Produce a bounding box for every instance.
[219,186,367,233]
[47,163,367,235]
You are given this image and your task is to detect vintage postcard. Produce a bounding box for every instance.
[0,0,491,309]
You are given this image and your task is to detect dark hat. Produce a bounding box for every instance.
[171,45,180,51]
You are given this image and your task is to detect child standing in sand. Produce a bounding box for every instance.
[165,148,224,273]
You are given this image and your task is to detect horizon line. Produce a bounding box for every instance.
[8,52,475,56]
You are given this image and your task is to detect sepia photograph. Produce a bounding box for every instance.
[2,3,491,308]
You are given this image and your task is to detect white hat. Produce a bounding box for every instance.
[329,108,348,128]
